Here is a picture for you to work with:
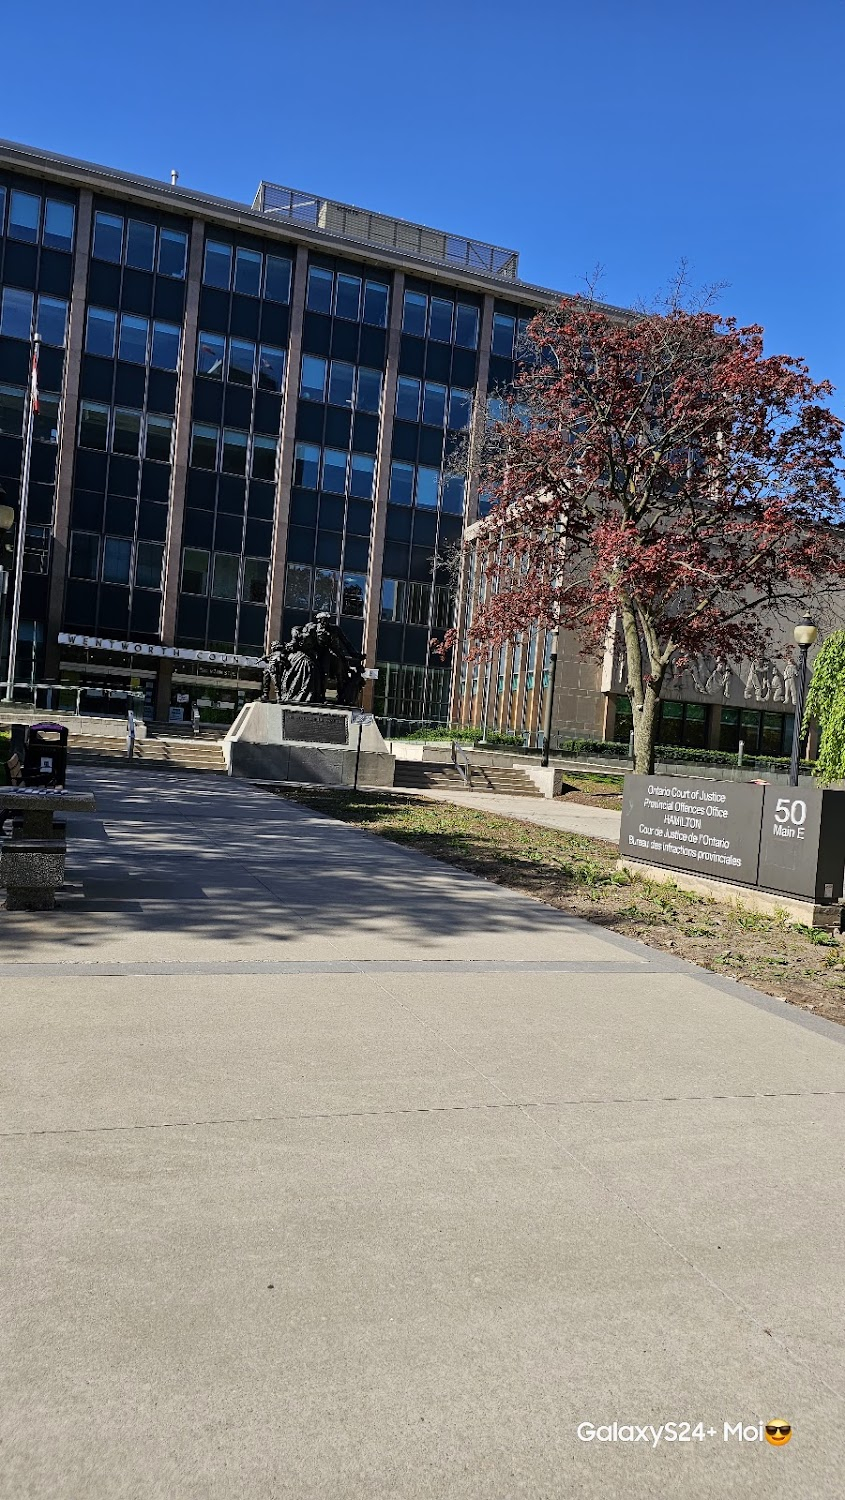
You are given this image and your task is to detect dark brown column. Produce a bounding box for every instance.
[360,271,404,711]
[266,245,309,646]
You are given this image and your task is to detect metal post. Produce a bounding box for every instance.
[789,645,810,787]
[737,739,744,768]
[3,335,39,701]
[126,710,136,761]
[478,649,492,746]
[353,717,363,791]
[540,629,559,768]
[628,729,635,763]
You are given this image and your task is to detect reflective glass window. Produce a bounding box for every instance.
[363,281,389,328]
[395,376,420,422]
[258,344,285,392]
[221,428,248,474]
[234,248,262,296]
[212,552,240,599]
[448,388,473,431]
[405,581,431,625]
[356,367,382,413]
[422,382,446,427]
[455,304,479,349]
[341,574,366,617]
[492,313,516,358]
[118,313,149,364]
[145,414,173,463]
[79,401,110,450]
[321,448,347,493]
[300,354,327,401]
[34,391,60,443]
[0,188,5,233]
[380,578,399,621]
[69,532,100,580]
[8,190,40,243]
[112,407,142,456]
[251,434,278,480]
[151,322,181,371]
[415,467,440,508]
[285,563,311,609]
[190,422,219,469]
[328,361,354,408]
[0,384,25,436]
[441,474,465,514]
[428,298,453,342]
[242,557,268,603]
[126,220,156,271]
[1,287,34,341]
[102,536,132,585]
[402,291,427,337]
[294,441,320,488]
[197,331,226,379]
[204,240,232,289]
[306,266,333,313]
[158,228,188,278]
[334,273,361,320]
[349,452,375,499]
[36,295,68,347]
[92,211,123,262]
[264,255,292,303]
[43,199,74,251]
[389,460,414,505]
[228,338,255,385]
[182,548,210,594]
[135,540,164,589]
[312,569,337,612]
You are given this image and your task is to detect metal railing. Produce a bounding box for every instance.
[451,740,473,788]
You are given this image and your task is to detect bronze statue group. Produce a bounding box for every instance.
[259,612,364,707]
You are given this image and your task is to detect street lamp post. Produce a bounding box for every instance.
[789,613,818,787]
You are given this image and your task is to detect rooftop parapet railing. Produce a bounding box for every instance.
[252,181,520,281]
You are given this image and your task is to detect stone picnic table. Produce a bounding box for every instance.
[0,787,96,911]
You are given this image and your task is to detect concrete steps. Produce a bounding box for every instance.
[69,735,227,773]
[393,762,543,797]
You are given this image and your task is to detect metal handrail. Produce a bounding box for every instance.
[451,740,473,789]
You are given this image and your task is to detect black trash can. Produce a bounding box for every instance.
[23,722,69,788]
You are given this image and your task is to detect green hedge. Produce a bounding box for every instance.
[556,736,814,773]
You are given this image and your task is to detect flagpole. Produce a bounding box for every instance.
[3,332,40,701]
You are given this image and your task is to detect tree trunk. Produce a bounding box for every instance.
[632,684,661,774]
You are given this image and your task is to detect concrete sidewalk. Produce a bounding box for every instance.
[1,767,843,1498]
[388,782,623,841]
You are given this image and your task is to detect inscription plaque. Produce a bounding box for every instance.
[282,710,349,746]
[620,774,765,886]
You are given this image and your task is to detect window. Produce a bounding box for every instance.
[428,298,453,342]
[300,354,327,402]
[328,360,354,408]
[69,531,100,580]
[321,447,347,493]
[86,306,116,358]
[211,553,240,600]
[228,338,255,385]
[492,313,516,358]
[395,376,420,422]
[251,434,278,481]
[341,574,366,617]
[102,536,132,585]
[312,568,337,612]
[258,345,285,392]
[112,407,142,456]
[118,313,149,364]
[441,474,465,514]
[363,281,389,328]
[285,563,311,609]
[415,467,440,508]
[151,322,181,370]
[135,540,164,590]
[405,581,431,625]
[221,428,248,475]
[43,199,75,252]
[356,367,381,413]
[455,304,479,350]
[380,578,399,620]
[182,548,210,595]
[306,266,333,314]
[431,585,453,629]
[349,452,375,498]
[389,460,414,505]
[448,388,473,431]
[294,442,320,488]
[0,384,25,436]
[126,219,156,271]
[33,392,60,443]
[264,255,292,303]
[79,401,110,450]
[422,383,446,427]
[190,422,219,469]
[145,414,173,463]
[197,331,226,379]
[37,296,68,347]
[234,248,262,296]
[204,241,232,289]
[1,288,34,341]
[402,291,427,337]
[93,211,123,263]
[242,557,268,603]
[158,229,187,278]
[334,273,361,320]
[23,524,51,575]
[8,191,40,243]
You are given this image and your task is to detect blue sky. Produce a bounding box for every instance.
[4,0,843,409]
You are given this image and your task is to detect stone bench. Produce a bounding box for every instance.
[0,789,96,912]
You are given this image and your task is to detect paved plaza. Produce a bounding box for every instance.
[1,767,844,1498]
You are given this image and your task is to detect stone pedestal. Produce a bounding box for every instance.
[223,703,395,787]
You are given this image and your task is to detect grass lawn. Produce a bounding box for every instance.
[270,786,845,1027]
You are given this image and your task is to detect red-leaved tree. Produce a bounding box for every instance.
[461,297,845,772]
